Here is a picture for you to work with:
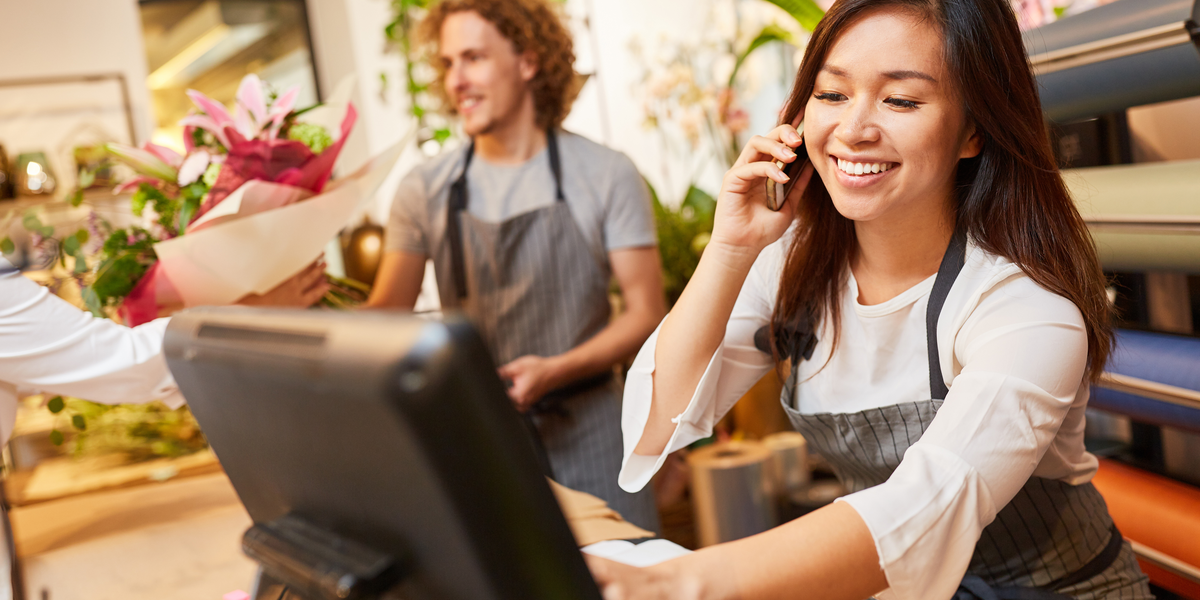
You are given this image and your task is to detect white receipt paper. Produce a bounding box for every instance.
[581,539,693,567]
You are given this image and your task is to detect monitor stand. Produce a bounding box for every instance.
[243,514,406,600]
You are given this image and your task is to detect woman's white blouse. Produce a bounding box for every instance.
[0,267,180,445]
[618,238,1099,600]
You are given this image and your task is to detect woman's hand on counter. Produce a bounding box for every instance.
[585,552,732,600]
[588,502,887,600]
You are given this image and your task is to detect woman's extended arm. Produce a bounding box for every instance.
[633,124,812,457]
[588,501,886,600]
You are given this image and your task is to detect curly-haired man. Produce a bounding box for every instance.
[368,0,663,531]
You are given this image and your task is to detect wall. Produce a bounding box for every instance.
[306,0,440,227]
[0,0,154,187]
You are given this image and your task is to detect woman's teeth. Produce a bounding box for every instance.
[837,158,893,176]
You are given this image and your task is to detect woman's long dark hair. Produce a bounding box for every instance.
[772,0,1113,382]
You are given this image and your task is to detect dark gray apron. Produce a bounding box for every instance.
[434,131,659,532]
[774,230,1151,599]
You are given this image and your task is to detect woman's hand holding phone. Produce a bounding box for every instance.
[709,119,813,257]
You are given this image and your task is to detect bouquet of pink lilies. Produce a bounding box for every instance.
[39,74,393,325]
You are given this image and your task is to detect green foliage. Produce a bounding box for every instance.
[131,183,176,228]
[22,213,54,238]
[650,180,717,307]
[82,286,103,317]
[320,274,372,309]
[201,162,221,187]
[61,230,91,274]
[76,167,96,192]
[761,0,825,32]
[287,122,334,154]
[176,181,208,235]
[190,126,216,150]
[89,227,158,308]
[384,0,455,148]
[46,397,208,461]
[730,24,795,88]
[130,179,212,238]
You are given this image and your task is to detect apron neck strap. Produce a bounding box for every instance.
[449,141,474,212]
[446,129,566,300]
[926,226,968,400]
[546,129,565,201]
[450,129,563,208]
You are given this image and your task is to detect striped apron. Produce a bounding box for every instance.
[435,130,660,532]
[777,229,1151,599]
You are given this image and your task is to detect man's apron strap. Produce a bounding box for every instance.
[447,141,475,301]
[446,130,565,301]
[952,525,1126,600]
[545,129,566,202]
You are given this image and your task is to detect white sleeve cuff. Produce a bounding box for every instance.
[840,443,997,600]
[618,321,726,493]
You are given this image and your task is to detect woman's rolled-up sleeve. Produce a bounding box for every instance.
[618,242,784,492]
[840,275,1092,600]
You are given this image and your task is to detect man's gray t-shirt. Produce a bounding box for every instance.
[385,130,657,272]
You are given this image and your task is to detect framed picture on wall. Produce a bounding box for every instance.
[0,73,136,198]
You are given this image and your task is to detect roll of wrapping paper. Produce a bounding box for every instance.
[762,431,811,499]
[687,440,777,547]
[1064,159,1200,271]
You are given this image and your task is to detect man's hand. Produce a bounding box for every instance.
[497,355,565,412]
[237,260,329,307]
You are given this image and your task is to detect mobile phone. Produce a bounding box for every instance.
[765,122,807,211]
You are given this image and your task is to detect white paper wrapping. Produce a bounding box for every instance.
[153,141,405,306]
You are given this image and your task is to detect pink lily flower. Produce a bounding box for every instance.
[232,74,301,141]
[237,74,269,128]
[179,114,232,150]
[267,86,300,141]
[178,150,212,186]
[182,75,302,150]
[105,142,179,182]
[184,89,237,150]
[144,142,182,168]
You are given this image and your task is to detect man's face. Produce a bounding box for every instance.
[439,11,537,137]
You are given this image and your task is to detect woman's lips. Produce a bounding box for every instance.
[830,156,898,188]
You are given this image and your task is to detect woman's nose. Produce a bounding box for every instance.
[834,100,881,147]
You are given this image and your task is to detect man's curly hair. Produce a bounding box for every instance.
[418,0,579,130]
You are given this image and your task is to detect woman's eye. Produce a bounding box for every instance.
[885,97,919,109]
[814,92,846,102]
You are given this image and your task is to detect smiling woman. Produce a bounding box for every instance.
[593,1,1151,599]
